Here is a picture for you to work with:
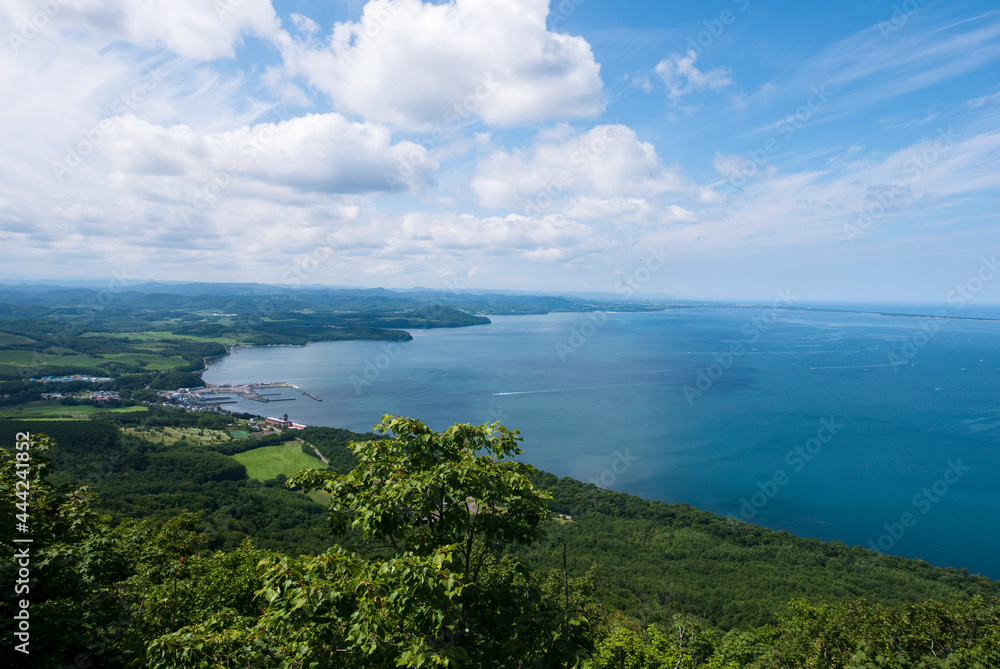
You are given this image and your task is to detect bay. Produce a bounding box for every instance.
[202,307,1000,578]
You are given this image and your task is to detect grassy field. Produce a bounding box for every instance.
[229,430,250,439]
[0,402,148,419]
[0,332,35,346]
[124,425,232,446]
[99,352,189,370]
[234,441,325,481]
[0,350,107,367]
[0,348,190,370]
[83,331,239,344]
[0,417,100,422]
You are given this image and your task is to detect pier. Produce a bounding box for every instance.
[187,381,323,404]
[261,382,323,402]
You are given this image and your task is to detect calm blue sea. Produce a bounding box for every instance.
[202,307,1000,578]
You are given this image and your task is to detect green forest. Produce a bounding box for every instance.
[1,413,998,667]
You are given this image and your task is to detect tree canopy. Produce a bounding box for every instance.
[2,418,999,668]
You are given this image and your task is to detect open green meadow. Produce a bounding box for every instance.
[0,348,191,371]
[233,441,324,481]
[0,332,35,346]
[123,425,233,446]
[98,352,189,370]
[0,402,148,419]
[0,350,108,367]
[82,330,240,345]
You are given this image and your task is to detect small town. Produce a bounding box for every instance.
[28,374,113,383]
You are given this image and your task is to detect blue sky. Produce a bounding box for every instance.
[1,0,998,304]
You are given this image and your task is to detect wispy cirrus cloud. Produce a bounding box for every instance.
[741,9,1000,140]
[680,126,1000,255]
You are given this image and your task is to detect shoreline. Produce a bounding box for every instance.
[199,342,311,375]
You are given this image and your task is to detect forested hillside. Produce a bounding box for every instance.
[2,415,998,667]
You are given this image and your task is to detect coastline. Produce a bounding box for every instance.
[200,342,307,364]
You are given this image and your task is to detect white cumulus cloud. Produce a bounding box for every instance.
[101,113,436,194]
[278,0,604,131]
[472,125,694,212]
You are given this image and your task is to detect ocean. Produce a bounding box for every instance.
[202,306,1000,578]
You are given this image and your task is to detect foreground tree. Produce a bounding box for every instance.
[295,416,550,573]
[146,416,593,667]
[289,415,593,666]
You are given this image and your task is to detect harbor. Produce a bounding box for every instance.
[184,382,323,405]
